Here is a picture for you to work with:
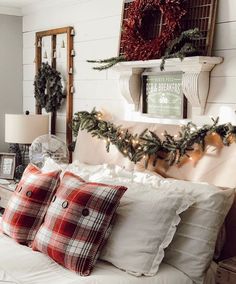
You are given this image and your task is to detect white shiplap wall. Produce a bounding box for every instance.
[208,0,236,123]
[22,0,236,140]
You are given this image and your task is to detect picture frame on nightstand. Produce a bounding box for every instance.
[0,153,16,180]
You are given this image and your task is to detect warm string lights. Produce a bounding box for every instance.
[71,109,236,167]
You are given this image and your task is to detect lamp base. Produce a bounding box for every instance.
[9,143,30,180]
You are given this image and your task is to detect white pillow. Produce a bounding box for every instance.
[157,179,235,284]
[95,178,194,276]
[88,164,164,185]
[42,158,111,180]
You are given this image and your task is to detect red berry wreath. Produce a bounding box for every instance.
[122,0,187,61]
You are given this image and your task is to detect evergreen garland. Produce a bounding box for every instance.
[160,28,202,71]
[72,109,236,167]
[34,62,65,112]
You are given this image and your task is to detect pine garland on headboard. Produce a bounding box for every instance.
[72,109,236,167]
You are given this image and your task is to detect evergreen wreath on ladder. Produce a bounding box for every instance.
[34,62,65,112]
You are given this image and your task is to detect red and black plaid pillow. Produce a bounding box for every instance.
[32,171,127,276]
[1,164,61,244]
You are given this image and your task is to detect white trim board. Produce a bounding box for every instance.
[0,6,22,16]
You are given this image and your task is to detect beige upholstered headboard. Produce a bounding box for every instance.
[74,121,236,259]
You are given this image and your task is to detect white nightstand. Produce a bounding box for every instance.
[0,180,17,209]
[217,257,236,284]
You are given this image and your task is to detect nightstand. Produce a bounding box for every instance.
[217,257,236,284]
[0,180,17,209]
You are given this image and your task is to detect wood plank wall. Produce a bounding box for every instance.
[207,0,236,123]
[22,0,236,141]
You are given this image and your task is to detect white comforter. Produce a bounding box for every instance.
[0,233,193,284]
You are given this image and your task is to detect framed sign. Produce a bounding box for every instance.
[0,153,16,180]
[142,73,187,119]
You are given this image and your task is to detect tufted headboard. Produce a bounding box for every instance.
[74,121,236,259]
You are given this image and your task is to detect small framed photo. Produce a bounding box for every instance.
[0,153,16,180]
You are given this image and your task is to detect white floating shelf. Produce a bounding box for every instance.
[114,56,223,116]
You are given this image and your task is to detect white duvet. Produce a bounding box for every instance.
[0,233,193,284]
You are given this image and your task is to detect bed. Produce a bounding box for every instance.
[0,121,235,284]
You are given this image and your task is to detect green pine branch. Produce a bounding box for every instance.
[71,109,236,167]
[160,28,202,71]
[87,55,126,71]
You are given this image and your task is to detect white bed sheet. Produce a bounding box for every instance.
[0,233,193,284]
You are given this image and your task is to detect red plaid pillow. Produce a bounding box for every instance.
[32,171,127,276]
[1,164,61,244]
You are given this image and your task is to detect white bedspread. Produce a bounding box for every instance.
[0,233,193,284]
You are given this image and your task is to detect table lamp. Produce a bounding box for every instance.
[5,112,49,177]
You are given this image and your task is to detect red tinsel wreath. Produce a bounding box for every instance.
[122,0,187,61]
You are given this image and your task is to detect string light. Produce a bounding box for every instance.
[97,112,103,120]
[72,109,236,168]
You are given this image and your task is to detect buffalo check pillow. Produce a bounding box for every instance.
[32,171,127,276]
[1,164,61,244]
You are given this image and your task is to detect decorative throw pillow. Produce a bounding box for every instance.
[32,172,127,276]
[159,179,235,284]
[1,164,61,244]
[96,178,195,276]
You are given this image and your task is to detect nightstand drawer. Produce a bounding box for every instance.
[0,188,13,208]
[217,266,236,284]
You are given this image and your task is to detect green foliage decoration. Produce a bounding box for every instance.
[72,109,236,167]
[87,56,125,71]
[160,28,202,71]
[34,62,65,112]
[87,28,201,71]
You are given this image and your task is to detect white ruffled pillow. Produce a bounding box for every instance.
[91,177,195,276]
[158,179,235,284]
[89,167,234,281]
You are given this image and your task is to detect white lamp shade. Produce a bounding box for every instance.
[5,114,49,144]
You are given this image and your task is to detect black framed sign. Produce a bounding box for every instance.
[0,153,16,180]
[142,72,187,119]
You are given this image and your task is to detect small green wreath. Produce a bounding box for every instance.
[34,62,65,112]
